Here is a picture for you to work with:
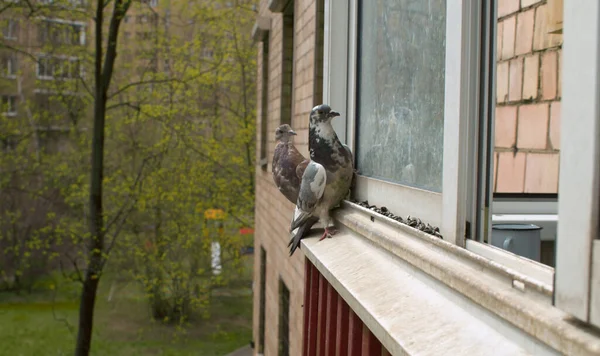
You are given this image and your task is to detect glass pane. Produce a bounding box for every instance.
[356,0,446,192]
[480,0,562,268]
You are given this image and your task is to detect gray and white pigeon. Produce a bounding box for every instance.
[288,104,354,255]
[272,124,307,204]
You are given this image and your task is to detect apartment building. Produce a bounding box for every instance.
[252,0,600,355]
[0,0,167,150]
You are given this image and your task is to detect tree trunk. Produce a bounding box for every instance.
[74,0,130,354]
[75,0,105,351]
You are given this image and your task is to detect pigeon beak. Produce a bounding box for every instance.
[288,130,297,136]
[327,111,340,118]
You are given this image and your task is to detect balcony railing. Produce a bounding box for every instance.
[303,258,391,356]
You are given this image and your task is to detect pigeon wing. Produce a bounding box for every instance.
[290,161,326,231]
[296,159,310,180]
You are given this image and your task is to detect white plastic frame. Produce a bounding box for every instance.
[323,0,478,245]
[554,0,600,327]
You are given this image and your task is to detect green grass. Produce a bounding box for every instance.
[0,260,254,356]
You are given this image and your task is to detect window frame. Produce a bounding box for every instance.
[252,16,271,169]
[2,54,17,78]
[270,0,295,127]
[2,19,18,40]
[324,0,561,294]
[258,246,267,354]
[36,55,83,80]
[325,0,477,245]
[554,0,600,328]
[278,277,290,356]
[1,95,17,116]
[39,18,86,46]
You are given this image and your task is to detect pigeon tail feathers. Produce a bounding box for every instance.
[289,209,313,232]
[288,216,319,256]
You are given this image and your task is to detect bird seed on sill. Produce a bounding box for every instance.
[351,199,444,240]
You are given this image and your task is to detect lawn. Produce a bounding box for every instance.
[0,258,254,356]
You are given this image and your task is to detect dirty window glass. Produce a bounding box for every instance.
[356,0,446,192]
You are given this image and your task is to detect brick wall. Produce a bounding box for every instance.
[253,0,321,355]
[494,0,562,193]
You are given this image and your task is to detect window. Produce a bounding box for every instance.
[201,47,214,59]
[323,0,600,338]
[325,0,563,299]
[278,278,290,356]
[313,0,324,105]
[34,90,85,127]
[258,247,267,354]
[356,0,446,191]
[39,20,85,46]
[137,15,148,24]
[1,136,17,151]
[136,31,151,40]
[269,0,294,126]
[252,17,270,169]
[470,0,563,269]
[1,54,17,77]
[37,56,82,80]
[2,19,18,40]
[1,95,17,116]
[67,0,86,7]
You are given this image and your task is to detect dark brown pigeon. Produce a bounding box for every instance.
[272,124,307,205]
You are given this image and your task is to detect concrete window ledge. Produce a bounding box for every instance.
[300,202,600,356]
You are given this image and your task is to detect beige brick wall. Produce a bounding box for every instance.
[253,1,321,355]
[494,0,562,193]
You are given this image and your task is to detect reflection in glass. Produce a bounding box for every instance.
[356,0,446,192]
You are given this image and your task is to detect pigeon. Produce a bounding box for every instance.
[271,124,321,249]
[288,104,354,256]
[272,124,306,204]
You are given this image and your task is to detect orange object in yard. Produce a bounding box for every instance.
[204,208,225,220]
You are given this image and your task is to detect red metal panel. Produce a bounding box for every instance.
[325,283,338,356]
[362,324,382,356]
[302,259,387,356]
[302,258,311,355]
[317,272,327,355]
[306,262,320,356]
[348,309,363,356]
[335,293,349,356]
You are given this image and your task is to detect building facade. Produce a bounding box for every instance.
[253,0,600,355]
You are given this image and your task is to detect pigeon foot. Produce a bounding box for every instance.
[318,227,338,241]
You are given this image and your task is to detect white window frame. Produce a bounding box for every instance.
[554,0,600,328]
[2,54,17,78]
[39,18,86,46]
[325,0,476,245]
[324,0,558,294]
[1,95,17,116]
[36,55,83,80]
[2,19,18,40]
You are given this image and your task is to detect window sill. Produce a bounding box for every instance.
[301,201,600,356]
